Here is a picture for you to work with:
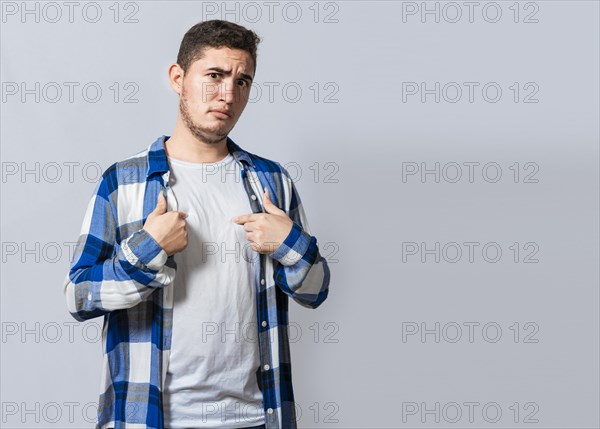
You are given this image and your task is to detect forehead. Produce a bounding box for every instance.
[191,46,254,71]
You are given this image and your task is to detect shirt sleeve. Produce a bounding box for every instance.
[63,166,175,322]
[269,163,331,309]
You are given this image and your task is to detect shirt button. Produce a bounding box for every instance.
[262,321,267,327]
[263,364,270,371]
[267,408,273,414]
[87,292,92,301]
[251,194,257,200]
[260,279,265,285]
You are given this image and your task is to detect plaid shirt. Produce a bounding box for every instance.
[63,134,331,429]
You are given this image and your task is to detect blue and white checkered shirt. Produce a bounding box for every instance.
[63,134,331,429]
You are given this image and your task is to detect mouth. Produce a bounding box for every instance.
[210,110,231,119]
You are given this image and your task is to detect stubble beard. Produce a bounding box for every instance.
[179,88,230,145]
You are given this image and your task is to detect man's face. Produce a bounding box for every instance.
[177,46,254,144]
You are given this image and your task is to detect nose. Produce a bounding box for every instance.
[218,79,236,104]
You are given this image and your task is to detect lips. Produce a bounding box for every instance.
[210,109,231,118]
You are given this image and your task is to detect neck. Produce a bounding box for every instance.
[166,119,229,163]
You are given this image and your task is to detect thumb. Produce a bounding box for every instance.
[152,190,168,215]
[262,187,283,215]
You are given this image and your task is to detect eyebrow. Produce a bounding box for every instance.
[206,67,253,83]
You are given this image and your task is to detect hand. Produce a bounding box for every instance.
[143,190,189,256]
[232,188,293,254]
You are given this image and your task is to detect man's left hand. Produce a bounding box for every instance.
[232,188,293,254]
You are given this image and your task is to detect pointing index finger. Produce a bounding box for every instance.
[233,214,253,224]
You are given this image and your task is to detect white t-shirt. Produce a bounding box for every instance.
[162,152,265,428]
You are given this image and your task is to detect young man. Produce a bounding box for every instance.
[63,20,331,429]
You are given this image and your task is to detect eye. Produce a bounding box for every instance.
[237,79,249,87]
[209,72,220,79]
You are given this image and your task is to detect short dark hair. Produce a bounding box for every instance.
[176,20,261,75]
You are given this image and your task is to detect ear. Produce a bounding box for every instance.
[168,63,184,95]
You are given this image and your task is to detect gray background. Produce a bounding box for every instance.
[1,1,599,428]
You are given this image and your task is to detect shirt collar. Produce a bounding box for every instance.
[146,134,255,178]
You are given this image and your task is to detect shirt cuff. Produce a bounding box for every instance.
[121,228,168,271]
[270,221,312,266]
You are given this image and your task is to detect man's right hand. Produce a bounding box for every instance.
[143,190,188,256]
